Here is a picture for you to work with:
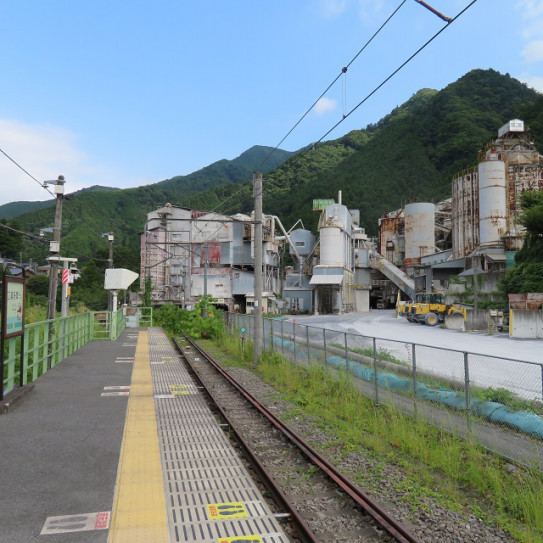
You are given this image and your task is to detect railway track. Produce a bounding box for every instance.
[173,336,422,543]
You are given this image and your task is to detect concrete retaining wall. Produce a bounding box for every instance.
[510,310,543,339]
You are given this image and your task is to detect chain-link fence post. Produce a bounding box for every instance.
[270,319,274,352]
[293,321,297,366]
[263,317,266,353]
[373,337,379,404]
[344,332,349,373]
[306,325,310,362]
[281,319,284,355]
[412,343,417,416]
[323,328,327,365]
[464,352,472,432]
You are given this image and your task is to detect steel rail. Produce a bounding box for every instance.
[172,337,318,543]
[182,335,422,543]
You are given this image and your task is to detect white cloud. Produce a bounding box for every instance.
[516,0,543,20]
[318,0,347,19]
[522,39,543,62]
[314,97,337,115]
[516,73,543,92]
[357,0,385,23]
[0,119,123,207]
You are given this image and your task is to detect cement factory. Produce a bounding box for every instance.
[140,119,542,314]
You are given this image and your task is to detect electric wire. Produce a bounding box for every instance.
[254,0,408,173]
[314,0,477,145]
[0,146,55,197]
[162,0,477,254]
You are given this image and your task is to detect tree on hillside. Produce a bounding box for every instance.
[501,191,543,294]
[0,219,23,259]
[70,260,108,310]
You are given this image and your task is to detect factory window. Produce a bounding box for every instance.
[234,272,240,279]
[294,241,306,247]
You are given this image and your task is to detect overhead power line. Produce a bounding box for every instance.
[185,0,478,248]
[254,0,408,173]
[0,146,55,197]
[315,0,478,145]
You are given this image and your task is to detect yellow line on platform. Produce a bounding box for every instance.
[108,331,169,543]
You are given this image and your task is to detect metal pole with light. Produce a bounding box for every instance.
[102,232,114,310]
[44,176,65,321]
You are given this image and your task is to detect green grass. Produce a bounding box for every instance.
[329,342,409,367]
[201,335,543,543]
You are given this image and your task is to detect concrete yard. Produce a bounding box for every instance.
[291,310,543,402]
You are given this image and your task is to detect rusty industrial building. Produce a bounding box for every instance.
[377,119,543,297]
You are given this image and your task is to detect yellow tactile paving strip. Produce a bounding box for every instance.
[108,331,169,543]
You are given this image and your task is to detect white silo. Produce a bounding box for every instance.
[478,159,507,247]
[404,202,435,268]
[320,216,346,267]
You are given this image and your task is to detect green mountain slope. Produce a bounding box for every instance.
[155,145,293,194]
[12,69,542,269]
[13,146,293,269]
[0,185,121,219]
[197,69,541,236]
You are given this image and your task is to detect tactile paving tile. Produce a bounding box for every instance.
[147,329,289,543]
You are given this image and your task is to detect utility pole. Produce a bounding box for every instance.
[45,176,65,321]
[253,172,263,362]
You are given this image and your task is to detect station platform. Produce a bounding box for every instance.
[0,328,287,543]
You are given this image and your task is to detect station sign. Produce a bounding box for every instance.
[2,276,25,339]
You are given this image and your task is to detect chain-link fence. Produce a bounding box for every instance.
[225,312,543,446]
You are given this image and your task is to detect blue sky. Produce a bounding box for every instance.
[0,0,541,206]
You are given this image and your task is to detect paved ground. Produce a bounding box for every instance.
[288,310,543,401]
[0,329,139,543]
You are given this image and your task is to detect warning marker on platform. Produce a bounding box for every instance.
[218,536,263,543]
[206,502,248,520]
[40,511,110,535]
[101,392,129,397]
[103,386,130,390]
[169,384,189,396]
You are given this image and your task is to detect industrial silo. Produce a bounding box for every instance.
[289,229,315,272]
[404,202,435,269]
[478,159,507,247]
[320,215,346,267]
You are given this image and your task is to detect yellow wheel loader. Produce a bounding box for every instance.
[399,293,465,326]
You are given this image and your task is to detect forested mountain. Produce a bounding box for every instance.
[185,69,543,236]
[11,69,543,270]
[11,146,293,269]
[0,185,120,220]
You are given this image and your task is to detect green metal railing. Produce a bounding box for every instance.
[2,309,130,398]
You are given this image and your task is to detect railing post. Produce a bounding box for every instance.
[373,337,379,405]
[323,328,327,365]
[464,352,472,432]
[19,332,27,387]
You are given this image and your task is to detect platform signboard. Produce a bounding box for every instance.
[2,276,25,339]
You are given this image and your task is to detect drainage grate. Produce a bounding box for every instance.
[148,329,288,543]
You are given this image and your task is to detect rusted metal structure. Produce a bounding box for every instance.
[452,119,543,260]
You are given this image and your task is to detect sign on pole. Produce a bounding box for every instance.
[62,269,69,285]
[3,277,25,338]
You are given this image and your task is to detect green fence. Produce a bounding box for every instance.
[1,310,128,398]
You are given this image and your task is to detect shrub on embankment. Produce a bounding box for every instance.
[153,298,223,339]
